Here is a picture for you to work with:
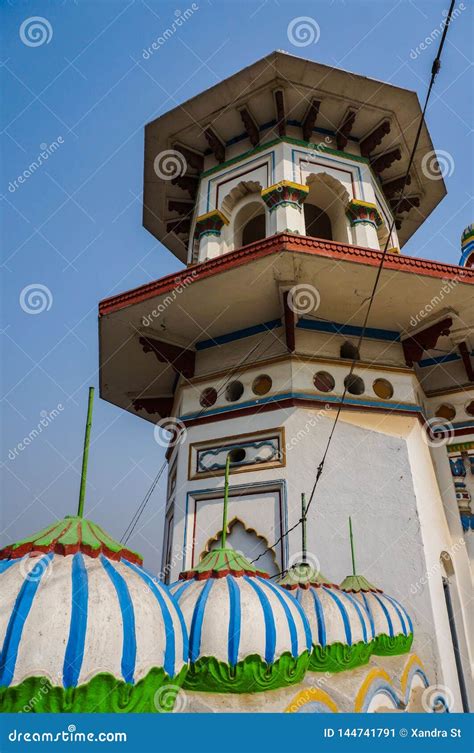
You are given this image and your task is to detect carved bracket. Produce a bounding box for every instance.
[139,336,195,378]
[402,317,453,366]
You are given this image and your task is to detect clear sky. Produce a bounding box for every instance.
[1,0,472,572]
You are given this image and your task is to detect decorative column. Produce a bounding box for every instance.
[194,209,229,261]
[346,199,382,250]
[261,180,308,235]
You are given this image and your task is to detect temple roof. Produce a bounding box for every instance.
[179,547,269,580]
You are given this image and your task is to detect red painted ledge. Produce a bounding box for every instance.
[98,234,474,317]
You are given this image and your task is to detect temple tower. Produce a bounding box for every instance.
[99,52,473,711]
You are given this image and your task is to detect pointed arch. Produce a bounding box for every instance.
[304,172,351,244]
[202,517,278,575]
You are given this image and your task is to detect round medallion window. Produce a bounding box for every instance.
[435,404,456,421]
[199,387,217,408]
[225,380,244,402]
[228,447,246,464]
[344,374,365,395]
[252,374,272,396]
[465,400,474,417]
[373,378,394,400]
[313,371,335,393]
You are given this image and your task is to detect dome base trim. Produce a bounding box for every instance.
[0,667,187,713]
[372,633,413,656]
[182,651,310,693]
[309,641,373,673]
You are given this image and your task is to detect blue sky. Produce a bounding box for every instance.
[1,0,472,572]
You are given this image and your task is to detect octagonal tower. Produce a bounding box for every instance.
[99,52,473,712]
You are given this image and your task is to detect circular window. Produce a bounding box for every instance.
[435,404,456,421]
[225,380,244,402]
[344,374,365,395]
[228,447,246,464]
[465,400,474,417]
[373,378,394,400]
[313,371,335,393]
[252,374,272,396]
[200,387,217,408]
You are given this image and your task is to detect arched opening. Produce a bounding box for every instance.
[207,519,278,576]
[233,199,266,248]
[304,172,351,244]
[304,203,333,240]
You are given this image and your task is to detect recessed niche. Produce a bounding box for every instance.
[435,404,456,421]
[340,341,360,360]
[228,447,247,464]
[225,380,244,402]
[373,378,394,400]
[200,387,217,408]
[344,374,365,395]
[313,371,335,393]
[465,400,474,417]
[252,374,272,396]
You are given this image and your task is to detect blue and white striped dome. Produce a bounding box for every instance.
[279,564,373,672]
[340,575,413,656]
[0,551,188,711]
[170,550,312,692]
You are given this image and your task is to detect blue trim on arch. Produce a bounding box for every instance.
[196,319,282,350]
[323,587,352,645]
[63,553,88,688]
[371,593,394,638]
[189,579,213,663]
[360,592,376,640]
[227,576,241,666]
[296,318,400,342]
[100,556,136,684]
[244,576,276,663]
[339,590,368,643]
[123,560,179,677]
[0,553,53,687]
[257,578,298,657]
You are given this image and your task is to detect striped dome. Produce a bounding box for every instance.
[0,524,188,712]
[340,574,413,656]
[279,563,373,672]
[170,548,312,693]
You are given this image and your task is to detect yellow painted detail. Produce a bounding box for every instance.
[400,654,425,697]
[285,687,339,713]
[261,180,309,197]
[354,668,392,713]
[195,209,229,225]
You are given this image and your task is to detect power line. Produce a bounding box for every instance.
[252,0,457,565]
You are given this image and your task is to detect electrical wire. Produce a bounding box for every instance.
[252,0,457,565]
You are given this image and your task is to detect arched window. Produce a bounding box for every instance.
[233,200,266,248]
[207,519,278,576]
[304,203,333,240]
